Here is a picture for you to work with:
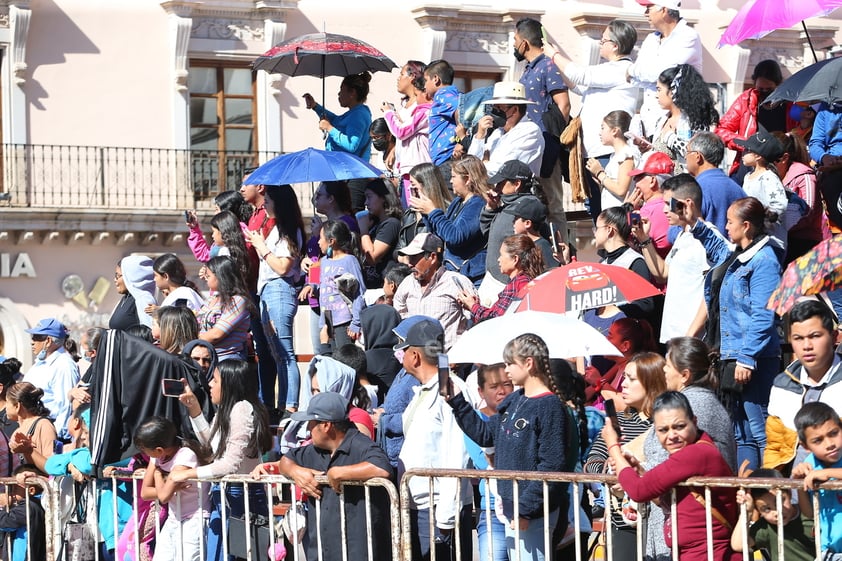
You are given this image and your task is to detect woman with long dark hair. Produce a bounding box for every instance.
[650,64,719,167]
[173,359,272,561]
[358,179,403,289]
[247,184,306,413]
[196,256,253,361]
[146,253,203,315]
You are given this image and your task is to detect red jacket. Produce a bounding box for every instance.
[715,89,760,175]
[715,89,795,175]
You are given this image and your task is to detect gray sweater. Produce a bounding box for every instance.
[480,193,541,283]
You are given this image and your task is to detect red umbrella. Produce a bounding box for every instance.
[515,262,661,314]
[253,32,397,106]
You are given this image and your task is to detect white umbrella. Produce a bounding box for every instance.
[448,311,621,365]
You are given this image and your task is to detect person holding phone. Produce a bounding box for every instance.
[447,333,570,561]
[172,360,272,561]
[584,353,667,559]
[458,234,543,323]
[382,60,432,206]
[412,155,490,286]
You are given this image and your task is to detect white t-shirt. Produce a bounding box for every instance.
[660,226,716,343]
[156,447,202,521]
[161,285,205,313]
[600,143,640,210]
[256,228,302,293]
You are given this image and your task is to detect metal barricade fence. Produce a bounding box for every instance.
[0,475,56,561]
[18,468,842,561]
[402,468,842,561]
[36,472,399,561]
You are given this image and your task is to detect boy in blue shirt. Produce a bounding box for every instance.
[792,402,842,559]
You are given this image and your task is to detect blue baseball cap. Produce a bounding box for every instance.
[394,318,445,351]
[26,318,68,339]
[393,315,439,342]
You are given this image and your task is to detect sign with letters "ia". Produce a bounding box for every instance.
[0,253,36,278]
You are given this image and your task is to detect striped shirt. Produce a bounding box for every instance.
[197,294,250,360]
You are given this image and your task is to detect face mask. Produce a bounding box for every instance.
[513,43,526,62]
[393,349,405,363]
[36,349,47,361]
[372,138,389,152]
[326,246,334,258]
[82,355,92,364]
[490,107,508,130]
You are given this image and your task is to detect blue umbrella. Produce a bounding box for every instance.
[243,147,382,185]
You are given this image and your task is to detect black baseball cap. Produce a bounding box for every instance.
[488,160,533,185]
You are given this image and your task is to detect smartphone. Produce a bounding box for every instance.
[630,211,641,227]
[438,354,451,398]
[604,400,622,440]
[623,131,653,150]
[549,224,562,253]
[669,197,685,214]
[161,379,185,398]
[183,210,192,222]
[453,275,471,294]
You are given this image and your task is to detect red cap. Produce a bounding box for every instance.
[629,151,675,177]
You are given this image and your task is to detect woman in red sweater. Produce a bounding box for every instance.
[603,391,739,561]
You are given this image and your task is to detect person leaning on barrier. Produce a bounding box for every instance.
[604,391,739,561]
[253,392,393,561]
[730,468,816,561]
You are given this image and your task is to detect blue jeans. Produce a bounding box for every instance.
[205,483,268,561]
[260,278,300,409]
[251,292,278,409]
[477,508,508,561]
[504,509,559,561]
[734,356,777,471]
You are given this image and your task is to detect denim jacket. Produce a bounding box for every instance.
[692,221,781,368]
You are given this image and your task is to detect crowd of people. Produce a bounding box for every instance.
[4,6,842,561]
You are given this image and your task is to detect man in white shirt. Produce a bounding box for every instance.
[397,318,472,561]
[627,0,703,136]
[632,174,724,342]
[23,318,80,440]
[468,81,545,179]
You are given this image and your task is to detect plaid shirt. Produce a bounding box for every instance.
[470,273,531,323]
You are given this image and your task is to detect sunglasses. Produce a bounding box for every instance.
[31,334,48,342]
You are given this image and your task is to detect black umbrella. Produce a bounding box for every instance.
[253,32,397,107]
[764,56,842,105]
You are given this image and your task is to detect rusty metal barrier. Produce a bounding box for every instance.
[402,468,842,561]
[53,471,401,561]
[0,475,56,561]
